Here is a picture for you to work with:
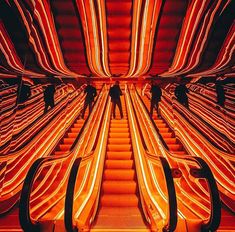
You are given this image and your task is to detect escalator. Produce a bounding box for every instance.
[53,115,87,156]
[19,88,107,232]
[0,111,88,232]
[91,97,149,231]
[142,95,186,155]
[139,89,235,231]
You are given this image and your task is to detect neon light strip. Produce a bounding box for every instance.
[126,0,142,77]
[96,0,111,76]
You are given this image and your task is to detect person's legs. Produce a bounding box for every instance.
[155,102,161,117]
[82,101,88,118]
[117,99,123,118]
[88,101,92,115]
[44,102,49,113]
[183,97,188,108]
[113,101,117,119]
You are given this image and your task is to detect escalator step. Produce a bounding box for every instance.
[100,194,138,207]
[102,181,137,194]
[110,128,129,133]
[108,138,131,144]
[53,151,65,156]
[105,160,133,169]
[104,169,135,180]
[158,128,170,133]
[161,132,173,138]
[111,120,128,123]
[164,138,177,144]
[168,144,183,151]
[71,128,80,133]
[107,151,132,160]
[109,133,129,138]
[63,138,75,144]
[73,123,82,128]
[107,144,132,151]
[68,133,78,138]
[59,144,71,151]
[154,119,164,124]
[111,123,128,128]
[154,123,166,128]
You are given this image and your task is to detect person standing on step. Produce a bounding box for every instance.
[215,81,225,108]
[81,80,97,119]
[43,83,56,113]
[109,80,123,119]
[175,82,189,108]
[150,80,162,118]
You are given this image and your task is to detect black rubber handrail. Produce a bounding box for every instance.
[64,91,110,232]
[135,86,221,231]
[159,157,178,232]
[19,158,44,232]
[128,87,177,232]
[189,156,221,232]
[65,157,82,232]
[19,86,104,231]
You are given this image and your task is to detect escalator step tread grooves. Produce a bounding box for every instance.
[143,95,186,155]
[101,100,139,208]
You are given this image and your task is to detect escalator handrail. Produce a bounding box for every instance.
[191,157,221,232]
[19,158,43,232]
[135,86,221,231]
[65,157,82,232]
[159,157,178,232]
[64,91,110,232]
[127,87,177,231]
[19,86,104,231]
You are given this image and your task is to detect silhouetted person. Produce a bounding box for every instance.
[81,81,97,119]
[109,81,123,119]
[150,81,162,118]
[215,82,225,107]
[18,82,31,104]
[44,84,55,113]
[175,83,189,107]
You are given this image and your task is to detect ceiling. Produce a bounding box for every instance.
[0,0,234,79]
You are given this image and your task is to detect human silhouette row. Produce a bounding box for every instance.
[17,77,226,121]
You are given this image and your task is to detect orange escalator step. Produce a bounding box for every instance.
[102,181,137,194]
[107,151,132,160]
[73,123,82,128]
[100,194,138,207]
[104,169,135,180]
[67,133,78,138]
[168,144,183,151]
[59,144,71,151]
[109,133,129,138]
[154,123,166,128]
[105,160,134,169]
[164,138,177,144]
[161,132,173,138]
[107,144,132,152]
[110,128,129,133]
[158,128,170,133]
[71,128,80,133]
[63,138,75,144]
[108,138,131,144]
